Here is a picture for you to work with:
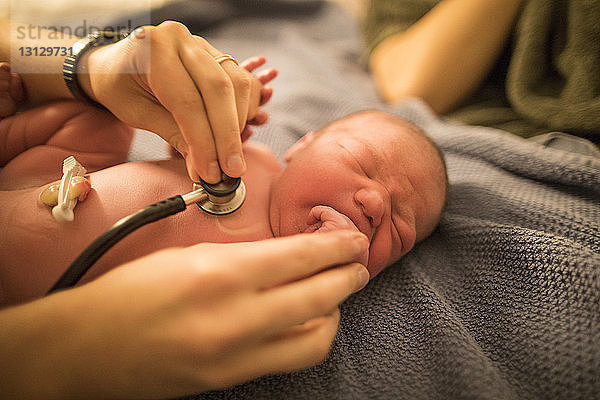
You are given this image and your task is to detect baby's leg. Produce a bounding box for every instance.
[0,69,133,189]
[0,63,26,118]
[0,102,134,189]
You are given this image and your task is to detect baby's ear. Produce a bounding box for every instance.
[284,131,315,162]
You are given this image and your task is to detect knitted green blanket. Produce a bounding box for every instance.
[364,0,600,140]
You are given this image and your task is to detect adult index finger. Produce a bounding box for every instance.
[147,51,218,182]
[221,231,370,289]
[180,38,245,179]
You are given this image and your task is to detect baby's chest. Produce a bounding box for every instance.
[181,201,273,244]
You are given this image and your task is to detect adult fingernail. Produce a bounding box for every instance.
[227,153,245,175]
[207,161,221,183]
[354,265,370,292]
[185,157,199,182]
[188,169,200,183]
[351,232,369,255]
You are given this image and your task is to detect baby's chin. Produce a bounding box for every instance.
[273,209,309,238]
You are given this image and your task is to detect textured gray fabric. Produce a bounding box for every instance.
[156,2,600,399]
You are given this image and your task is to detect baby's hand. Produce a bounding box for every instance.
[305,206,369,267]
[305,206,359,233]
[239,56,278,142]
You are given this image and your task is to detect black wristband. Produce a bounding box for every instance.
[63,30,128,108]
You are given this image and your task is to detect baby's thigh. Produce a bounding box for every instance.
[40,101,134,159]
[0,101,133,188]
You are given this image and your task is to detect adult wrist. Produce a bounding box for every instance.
[76,49,100,104]
[63,31,128,108]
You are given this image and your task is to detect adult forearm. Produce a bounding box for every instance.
[369,0,525,113]
[0,293,83,399]
[0,18,78,105]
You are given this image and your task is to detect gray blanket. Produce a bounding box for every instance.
[148,2,600,399]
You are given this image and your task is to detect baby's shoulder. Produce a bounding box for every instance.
[243,141,282,172]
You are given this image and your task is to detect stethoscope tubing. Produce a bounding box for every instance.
[46,176,243,294]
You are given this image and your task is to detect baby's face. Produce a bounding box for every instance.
[269,111,446,277]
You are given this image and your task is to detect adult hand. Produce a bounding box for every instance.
[1,231,369,399]
[79,21,277,183]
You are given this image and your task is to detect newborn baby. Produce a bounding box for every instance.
[0,67,447,305]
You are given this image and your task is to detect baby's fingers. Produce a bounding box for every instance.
[307,206,337,225]
[240,126,254,142]
[248,111,268,126]
[240,56,266,72]
[257,69,278,85]
[259,87,273,106]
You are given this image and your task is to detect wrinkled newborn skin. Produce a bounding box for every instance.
[270,111,447,278]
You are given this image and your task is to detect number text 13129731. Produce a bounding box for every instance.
[18,47,73,57]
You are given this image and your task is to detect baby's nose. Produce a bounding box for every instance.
[354,188,384,229]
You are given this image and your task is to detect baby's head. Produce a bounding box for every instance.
[269,111,447,277]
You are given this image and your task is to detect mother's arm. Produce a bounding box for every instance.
[369,0,524,114]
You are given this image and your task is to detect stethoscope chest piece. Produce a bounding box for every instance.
[193,178,246,215]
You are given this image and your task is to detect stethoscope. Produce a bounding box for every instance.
[47,175,246,295]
